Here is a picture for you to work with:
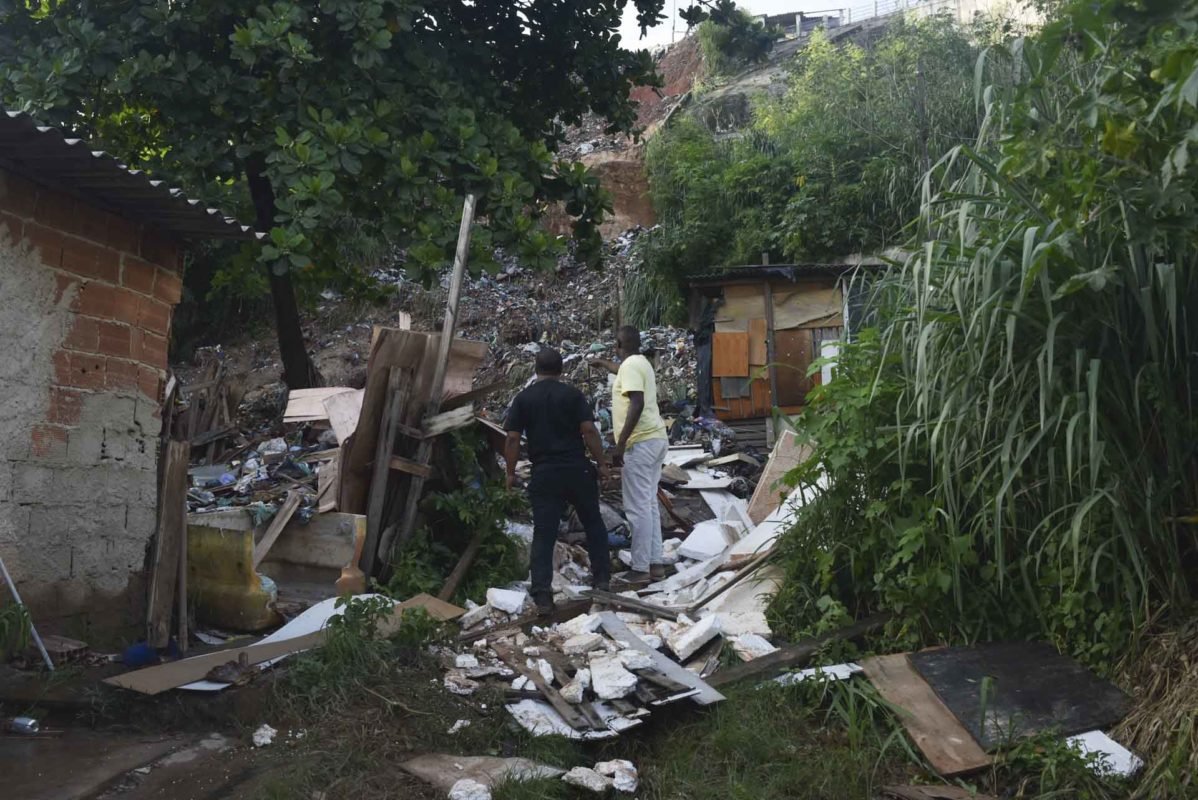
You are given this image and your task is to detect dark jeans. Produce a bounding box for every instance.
[528,460,610,599]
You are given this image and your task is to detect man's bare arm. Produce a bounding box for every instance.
[503,431,522,489]
[615,391,645,456]
[588,358,619,374]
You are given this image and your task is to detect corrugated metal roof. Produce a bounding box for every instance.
[0,109,258,241]
[688,260,887,284]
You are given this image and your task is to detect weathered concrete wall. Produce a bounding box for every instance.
[0,168,182,636]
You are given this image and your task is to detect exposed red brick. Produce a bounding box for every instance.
[0,171,38,217]
[153,269,183,305]
[137,295,171,336]
[110,287,142,325]
[0,211,23,243]
[48,386,83,425]
[121,255,157,295]
[67,353,106,390]
[105,358,139,391]
[61,236,120,283]
[140,331,168,370]
[137,365,163,402]
[128,327,144,362]
[107,217,141,253]
[77,282,116,318]
[25,223,65,268]
[52,350,72,385]
[140,229,179,270]
[31,423,69,459]
[64,316,100,353]
[97,320,132,358]
[53,272,79,306]
[71,204,117,245]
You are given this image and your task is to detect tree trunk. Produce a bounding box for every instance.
[245,156,321,390]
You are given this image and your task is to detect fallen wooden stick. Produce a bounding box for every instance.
[585,589,681,620]
[706,613,891,688]
[252,491,302,568]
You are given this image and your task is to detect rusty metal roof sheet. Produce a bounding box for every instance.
[0,109,258,241]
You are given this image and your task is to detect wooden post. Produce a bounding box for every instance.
[380,194,477,563]
[762,281,780,447]
[363,368,409,573]
[147,440,190,648]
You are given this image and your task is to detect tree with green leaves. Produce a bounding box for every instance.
[0,0,670,387]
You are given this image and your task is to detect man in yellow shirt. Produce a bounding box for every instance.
[592,326,668,587]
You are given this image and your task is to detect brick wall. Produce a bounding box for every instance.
[0,168,183,637]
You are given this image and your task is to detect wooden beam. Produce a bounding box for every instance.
[706,613,890,688]
[763,281,779,448]
[421,404,475,437]
[252,491,303,568]
[437,530,483,602]
[382,194,477,561]
[585,589,681,620]
[363,369,410,574]
[491,640,600,732]
[389,455,433,478]
[147,440,190,648]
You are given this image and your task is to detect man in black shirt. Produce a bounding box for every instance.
[504,348,612,613]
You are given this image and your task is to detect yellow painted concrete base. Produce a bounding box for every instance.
[187,510,281,632]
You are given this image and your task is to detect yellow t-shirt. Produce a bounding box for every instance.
[612,354,668,445]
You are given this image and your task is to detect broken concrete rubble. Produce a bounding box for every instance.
[595,759,639,793]
[589,653,640,700]
[562,766,613,793]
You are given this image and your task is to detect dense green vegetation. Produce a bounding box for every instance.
[637,15,991,323]
[768,0,1198,773]
[0,0,670,386]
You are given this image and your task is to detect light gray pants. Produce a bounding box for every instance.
[622,437,667,572]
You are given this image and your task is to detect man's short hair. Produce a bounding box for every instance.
[617,325,641,351]
[535,347,563,376]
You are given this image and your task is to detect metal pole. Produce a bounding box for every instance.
[0,553,54,671]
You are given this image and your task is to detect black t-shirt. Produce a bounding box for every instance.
[504,379,593,467]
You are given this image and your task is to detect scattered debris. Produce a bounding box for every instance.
[595,759,639,793]
[447,719,472,735]
[562,766,613,793]
[448,778,491,800]
[251,724,277,747]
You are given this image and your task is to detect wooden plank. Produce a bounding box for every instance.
[389,455,433,478]
[763,282,779,417]
[883,786,999,800]
[189,426,234,447]
[706,614,890,688]
[860,653,992,777]
[597,611,724,706]
[146,440,189,648]
[585,589,680,620]
[364,368,409,574]
[712,331,750,377]
[422,404,475,437]
[748,317,768,364]
[317,452,339,513]
[442,379,506,412]
[382,194,477,561]
[491,640,597,732]
[437,530,483,601]
[251,491,303,568]
[177,516,188,654]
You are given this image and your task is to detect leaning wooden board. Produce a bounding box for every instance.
[859,653,992,776]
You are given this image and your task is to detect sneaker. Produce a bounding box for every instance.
[592,579,611,593]
[650,563,666,580]
[613,570,652,589]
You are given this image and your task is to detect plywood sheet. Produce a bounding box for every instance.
[771,283,843,330]
[746,430,812,524]
[909,642,1132,750]
[712,331,750,378]
[860,653,992,776]
[748,318,768,364]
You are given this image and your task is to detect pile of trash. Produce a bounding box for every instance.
[436,433,812,741]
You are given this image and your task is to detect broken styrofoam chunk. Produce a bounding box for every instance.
[562,766,613,793]
[454,654,480,669]
[486,588,529,615]
[640,633,663,649]
[562,632,607,655]
[708,610,771,638]
[615,611,650,624]
[447,719,472,734]
[575,667,592,689]
[449,777,492,800]
[512,676,532,691]
[1067,731,1144,778]
[731,633,778,662]
[522,646,541,656]
[678,520,739,561]
[588,653,639,700]
[595,759,639,793]
[617,649,654,671]
[668,615,722,661]
[560,678,585,704]
[771,662,863,687]
[459,603,493,629]
[556,612,602,638]
[524,658,554,685]
[444,671,479,696]
[252,724,277,747]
